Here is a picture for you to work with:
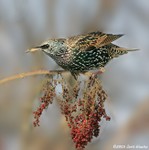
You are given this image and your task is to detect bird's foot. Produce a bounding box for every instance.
[99,67,105,73]
[93,67,105,77]
[71,72,78,80]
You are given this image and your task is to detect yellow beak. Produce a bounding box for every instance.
[26,47,41,53]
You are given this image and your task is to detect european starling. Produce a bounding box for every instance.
[27,31,137,79]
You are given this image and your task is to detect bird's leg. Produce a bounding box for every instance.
[93,67,105,77]
[71,72,78,80]
[99,67,105,74]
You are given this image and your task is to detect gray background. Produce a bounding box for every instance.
[0,0,149,150]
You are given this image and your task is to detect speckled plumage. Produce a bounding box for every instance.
[28,31,137,79]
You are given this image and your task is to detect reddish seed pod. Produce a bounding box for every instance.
[33,74,110,150]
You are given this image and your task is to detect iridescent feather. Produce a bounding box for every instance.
[28,31,138,79]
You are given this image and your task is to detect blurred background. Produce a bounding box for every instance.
[0,0,149,150]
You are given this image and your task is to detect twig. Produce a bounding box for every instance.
[0,70,67,85]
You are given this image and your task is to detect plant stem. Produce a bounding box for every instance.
[0,70,67,85]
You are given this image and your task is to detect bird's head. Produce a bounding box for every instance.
[27,39,64,56]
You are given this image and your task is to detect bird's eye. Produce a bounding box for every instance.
[40,44,49,49]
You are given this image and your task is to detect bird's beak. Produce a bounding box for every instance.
[26,46,41,53]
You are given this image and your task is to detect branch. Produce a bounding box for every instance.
[0,70,67,85]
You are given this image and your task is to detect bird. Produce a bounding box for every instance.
[27,31,138,79]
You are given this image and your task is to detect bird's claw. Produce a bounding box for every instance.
[92,67,105,78]
[98,67,105,74]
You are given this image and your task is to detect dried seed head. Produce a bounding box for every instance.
[33,73,110,149]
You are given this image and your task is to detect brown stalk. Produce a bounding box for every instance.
[0,70,67,85]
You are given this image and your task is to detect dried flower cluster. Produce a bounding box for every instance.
[33,78,57,127]
[33,74,110,150]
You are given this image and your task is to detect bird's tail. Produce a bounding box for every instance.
[108,44,139,58]
[125,48,139,52]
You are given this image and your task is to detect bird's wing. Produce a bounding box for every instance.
[66,31,124,51]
